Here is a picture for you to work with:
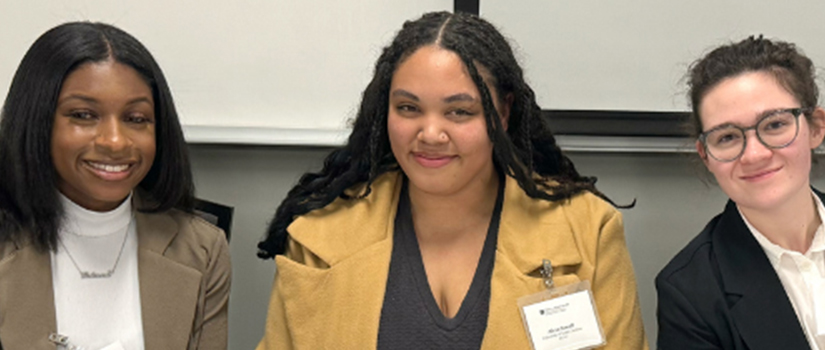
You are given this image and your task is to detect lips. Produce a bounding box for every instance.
[740,167,781,182]
[83,160,135,181]
[413,153,456,168]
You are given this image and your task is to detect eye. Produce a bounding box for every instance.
[395,104,420,116]
[758,111,796,135]
[709,129,742,147]
[67,110,96,120]
[450,109,473,116]
[446,108,478,120]
[125,113,154,124]
[763,120,788,131]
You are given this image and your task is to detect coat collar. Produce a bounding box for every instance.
[712,196,814,350]
[288,172,582,273]
[497,176,582,273]
[287,172,402,266]
[280,172,584,349]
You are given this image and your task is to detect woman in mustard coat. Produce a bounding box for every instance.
[257,11,647,350]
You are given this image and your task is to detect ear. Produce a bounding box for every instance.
[696,140,710,167]
[499,93,513,131]
[807,107,825,149]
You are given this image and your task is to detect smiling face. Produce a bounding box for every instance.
[51,60,156,212]
[698,71,825,213]
[387,45,509,197]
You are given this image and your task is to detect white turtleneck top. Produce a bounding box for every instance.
[50,194,144,350]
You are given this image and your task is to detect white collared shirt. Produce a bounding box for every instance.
[740,191,825,350]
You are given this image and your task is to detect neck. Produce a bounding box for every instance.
[60,192,133,237]
[408,171,500,244]
[739,188,821,253]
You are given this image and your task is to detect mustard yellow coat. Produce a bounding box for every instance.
[258,172,647,349]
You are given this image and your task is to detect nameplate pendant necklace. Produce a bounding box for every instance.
[59,216,131,279]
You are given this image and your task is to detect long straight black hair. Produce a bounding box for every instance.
[258,11,614,258]
[0,22,195,252]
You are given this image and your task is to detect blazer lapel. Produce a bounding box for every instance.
[135,211,202,350]
[277,173,402,349]
[0,242,57,349]
[276,240,394,349]
[482,176,583,349]
[713,200,810,350]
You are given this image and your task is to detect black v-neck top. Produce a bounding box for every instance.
[377,179,504,350]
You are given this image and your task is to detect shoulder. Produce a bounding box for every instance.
[561,190,621,224]
[0,207,25,261]
[498,178,622,271]
[166,208,226,247]
[0,223,29,264]
[285,172,402,265]
[0,238,21,264]
[509,175,620,222]
[656,213,721,290]
[294,172,402,225]
[139,208,230,273]
[506,178,621,239]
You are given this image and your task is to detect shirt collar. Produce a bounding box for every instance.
[740,189,825,265]
[808,191,825,254]
[59,192,133,237]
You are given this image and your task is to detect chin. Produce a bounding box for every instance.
[90,190,132,204]
[406,176,456,195]
[732,191,792,212]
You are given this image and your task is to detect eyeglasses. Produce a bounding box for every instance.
[698,107,810,162]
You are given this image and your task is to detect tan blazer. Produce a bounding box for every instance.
[0,206,231,350]
[258,172,648,350]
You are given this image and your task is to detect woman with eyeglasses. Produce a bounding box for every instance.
[656,36,825,350]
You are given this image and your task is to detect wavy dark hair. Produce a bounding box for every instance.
[258,11,614,258]
[0,22,195,252]
[687,35,819,137]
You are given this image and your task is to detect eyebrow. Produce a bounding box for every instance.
[391,90,418,101]
[58,94,99,105]
[390,89,477,103]
[444,93,475,103]
[57,94,153,107]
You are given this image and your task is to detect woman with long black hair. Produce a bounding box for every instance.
[258,11,646,350]
[0,22,230,350]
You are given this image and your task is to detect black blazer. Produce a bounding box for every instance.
[655,191,823,350]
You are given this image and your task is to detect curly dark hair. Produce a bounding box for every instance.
[0,22,195,252]
[258,11,615,258]
[687,35,819,138]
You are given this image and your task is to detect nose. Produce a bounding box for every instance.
[95,117,131,154]
[416,115,449,145]
[738,129,772,164]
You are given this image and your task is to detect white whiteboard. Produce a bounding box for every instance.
[4,1,825,145]
[0,0,452,145]
[482,0,825,112]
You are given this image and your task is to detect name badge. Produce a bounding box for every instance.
[517,260,606,350]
